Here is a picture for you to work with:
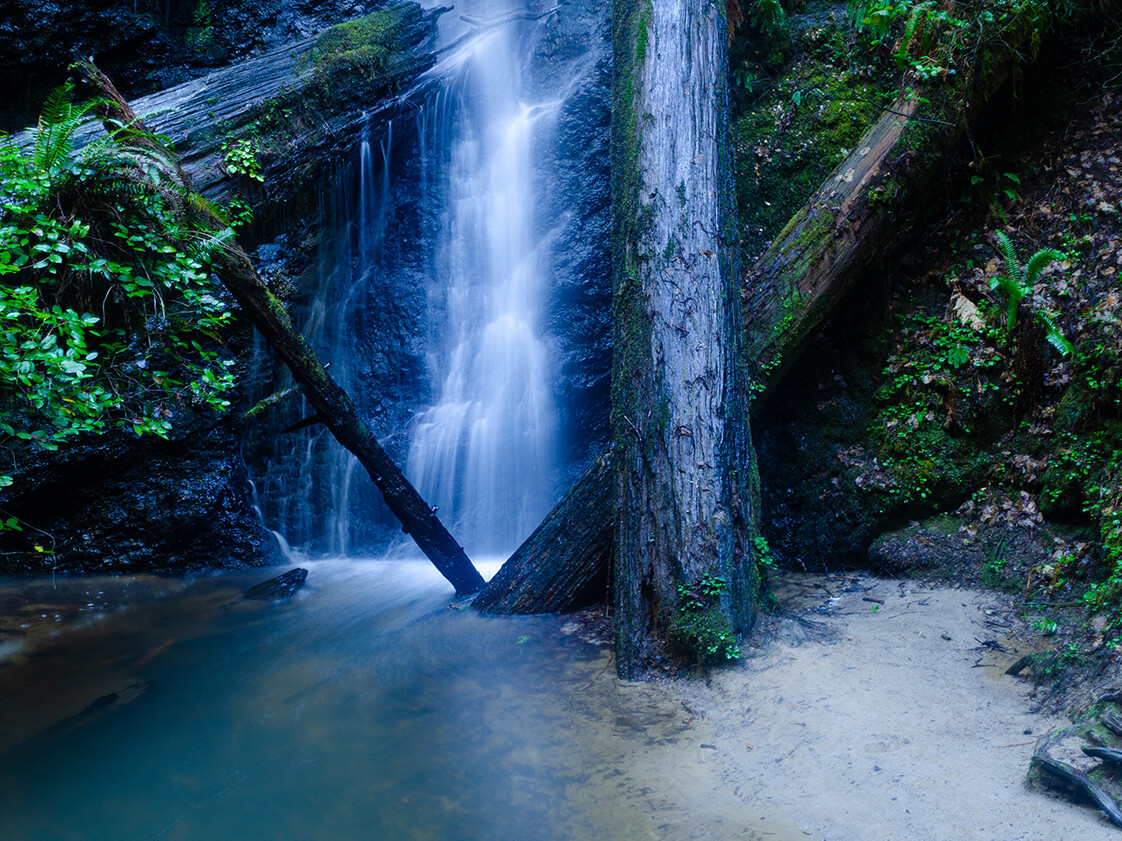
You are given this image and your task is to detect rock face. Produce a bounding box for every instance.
[0,0,386,132]
[0,413,280,574]
[535,0,614,473]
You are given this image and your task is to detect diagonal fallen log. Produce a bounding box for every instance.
[476,3,1051,614]
[71,62,485,596]
[473,448,613,614]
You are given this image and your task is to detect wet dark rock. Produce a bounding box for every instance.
[536,0,613,473]
[243,567,309,599]
[0,411,280,575]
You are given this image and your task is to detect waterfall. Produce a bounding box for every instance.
[249,0,617,561]
[404,20,560,558]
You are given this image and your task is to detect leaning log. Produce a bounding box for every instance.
[474,449,613,613]
[479,2,1051,614]
[71,62,486,597]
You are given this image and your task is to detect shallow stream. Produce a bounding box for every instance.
[0,561,797,841]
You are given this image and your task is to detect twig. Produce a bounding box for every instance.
[578,651,614,691]
[999,739,1038,748]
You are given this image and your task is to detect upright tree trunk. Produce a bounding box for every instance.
[611,0,755,676]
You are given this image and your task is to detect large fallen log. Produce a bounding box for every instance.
[476,3,1050,614]
[109,4,439,213]
[71,62,485,597]
[474,449,613,614]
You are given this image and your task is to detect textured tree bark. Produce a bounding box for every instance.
[481,3,1048,623]
[474,449,613,614]
[71,62,486,596]
[610,0,755,676]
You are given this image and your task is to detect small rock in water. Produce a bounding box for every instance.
[243,568,308,600]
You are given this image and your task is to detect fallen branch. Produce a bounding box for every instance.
[70,61,485,596]
[1034,728,1122,829]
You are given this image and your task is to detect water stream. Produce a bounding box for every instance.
[0,564,799,841]
[405,21,560,557]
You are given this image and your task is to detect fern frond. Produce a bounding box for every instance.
[1024,248,1066,286]
[190,226,237,260]
[989,273,1025,331]
[177,189,231,227]
[1037,312,1073,357]
[31,85,101,179]
[994,231,1024,285]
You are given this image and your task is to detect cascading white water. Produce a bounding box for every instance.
[250,0,611,560]
[405,19,560,557]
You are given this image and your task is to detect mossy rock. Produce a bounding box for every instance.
[868,514,1067,586]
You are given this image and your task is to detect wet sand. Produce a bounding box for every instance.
[584,574,1117,840]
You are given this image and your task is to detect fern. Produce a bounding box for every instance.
[994,231,1023,284]
[1039,313,1074,357]
[29,86,109,183]
[989,231,1071,355]
[898,0,935,60]
[1025,246,1066,286]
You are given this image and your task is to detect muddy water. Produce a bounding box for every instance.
[0,560,805,841]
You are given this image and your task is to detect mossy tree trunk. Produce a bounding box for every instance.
[71,62,486,597]
[610,0,755,677]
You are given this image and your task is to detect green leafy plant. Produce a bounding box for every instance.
[0,84,238,487]
[754,534,778,569]
[991,231,1071,354]
[667,574,740,664]
[221,139,263,182]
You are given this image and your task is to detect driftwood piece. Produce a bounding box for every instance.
[474,449,613,614]
[479,4,1050,615]
[70,62,485,596]
[243,567,309,600]
[1103,713,1122,738]
[1084,746,1122,765]
[1034,728,1122,829]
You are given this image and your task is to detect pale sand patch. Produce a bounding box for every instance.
[586,574,1117,840]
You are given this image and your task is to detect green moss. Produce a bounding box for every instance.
[609,0,655,458]
[301,9,400,81]
[667,606,740,664]
[731,65,887,256]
